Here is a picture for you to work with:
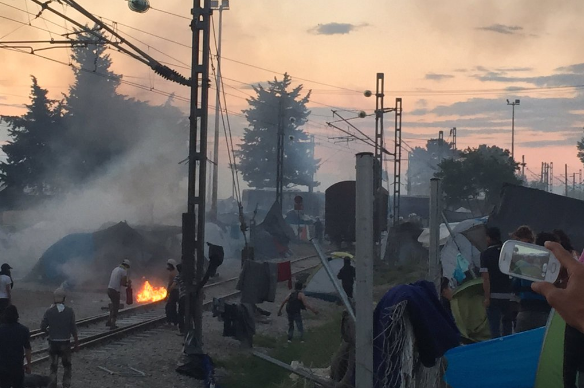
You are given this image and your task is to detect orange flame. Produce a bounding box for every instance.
[136,281,167,303]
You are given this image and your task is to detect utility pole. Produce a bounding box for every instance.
[355,152,374,388]
[550,162,554,193]
[521,155,526,180]
[393,98,403,226]
[209,0,229,220]
[573,172,576,195]
[565,164,568,197]
[183,0,211,348]
[309,135,315,194]
[275,97,285,207]
[506,99,520,160]
[450,127,457,149]
[374,73,384,243]
[429,178,442,293]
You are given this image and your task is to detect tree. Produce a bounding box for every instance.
[407,137,457,196]
[0,77,64,194]
[435,145,521,207]
[577,137,584,165]
[237,73,319,189]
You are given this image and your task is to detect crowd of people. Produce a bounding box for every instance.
[479,225,584,388]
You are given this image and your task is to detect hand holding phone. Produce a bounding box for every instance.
[499,240,561,283]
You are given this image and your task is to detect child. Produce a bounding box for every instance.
[278,281,318,343]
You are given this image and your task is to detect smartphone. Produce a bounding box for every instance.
[499,240,561,283]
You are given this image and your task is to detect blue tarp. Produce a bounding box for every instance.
[40,233,95,280]
[444,327,545,388]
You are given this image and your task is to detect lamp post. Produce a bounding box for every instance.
[210,0,230,220]
[506,99,520,160]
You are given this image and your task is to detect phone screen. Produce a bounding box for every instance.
[509,245,550,280]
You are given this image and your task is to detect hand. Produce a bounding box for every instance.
[24,364,31,374]
[483,298,490,308]
[532,242,584,333]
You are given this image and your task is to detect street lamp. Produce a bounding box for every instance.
[127,0,150,13]
[506,99,520,160]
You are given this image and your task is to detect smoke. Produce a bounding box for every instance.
[1,100,189,277]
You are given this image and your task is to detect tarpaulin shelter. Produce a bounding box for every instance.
[488,184,584,252]
[304,252,354,301]
[444,310,565,388]
[440,218,486,281]
[25,222,173,287]
[251,201,295,260]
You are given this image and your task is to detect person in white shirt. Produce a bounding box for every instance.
[0,263,13,321]
[106,259,131,329]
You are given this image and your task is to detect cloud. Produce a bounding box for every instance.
[495,67,533,73]
[476,24,523,35]
[424,73,454,81]
[308,23,369,35]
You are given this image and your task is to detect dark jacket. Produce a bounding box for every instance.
[40,305,77,342]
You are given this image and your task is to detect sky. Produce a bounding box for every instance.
[2,0,584,197]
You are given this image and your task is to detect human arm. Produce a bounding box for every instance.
[5,283,10,303]
[481,272,491,307]
[121,275,129,287]
[277,295,289,316]
[40,310,49,333]
[24,330,31,374]
[299,293,318,315]
[532,242,584,333]
[71,310,79,351]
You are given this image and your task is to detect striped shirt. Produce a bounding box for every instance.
[174,274,187,298]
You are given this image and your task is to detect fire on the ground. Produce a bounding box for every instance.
[136,281,167,302]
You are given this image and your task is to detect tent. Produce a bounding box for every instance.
[450,278,491,343]
[25,222,177,287]
[444,311,564,388]
[488,184,584,252]
[251,201,295,260]
[304,252,354,301]
[418,222,459,248]
[440,219,486,282]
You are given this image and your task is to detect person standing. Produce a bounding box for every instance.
[106,259,131,330]
[512,231,553,333]
[480,227,513,338]
[277,281,318,343]
[40,288,79,388]
[0,305,31,388]
[165,259,179,328]
[168,263,186,334]
[0,263,13,319]
[336,258,356,299]
[314,218,324,244]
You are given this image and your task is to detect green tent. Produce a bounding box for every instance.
[450,278,491,343]
[534,311,564,387]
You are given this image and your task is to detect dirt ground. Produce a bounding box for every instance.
[17,242,346,387]
[29,274,344,388]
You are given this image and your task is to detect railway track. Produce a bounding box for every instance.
[30,253,322,365]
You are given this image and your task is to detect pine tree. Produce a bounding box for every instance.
[62,26,128,182]
[0,77,64,194]
[237,73,319,189]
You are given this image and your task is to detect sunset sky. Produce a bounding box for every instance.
[2,0,584,197]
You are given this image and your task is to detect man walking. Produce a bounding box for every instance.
[0,305,32,388]
[0,263,13,320]
[107,259,131,329]
[480,227,513,338]
[314,218,324,244]
[40,288,79,388]
[278,281,318,343]
[337,258,356,299]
